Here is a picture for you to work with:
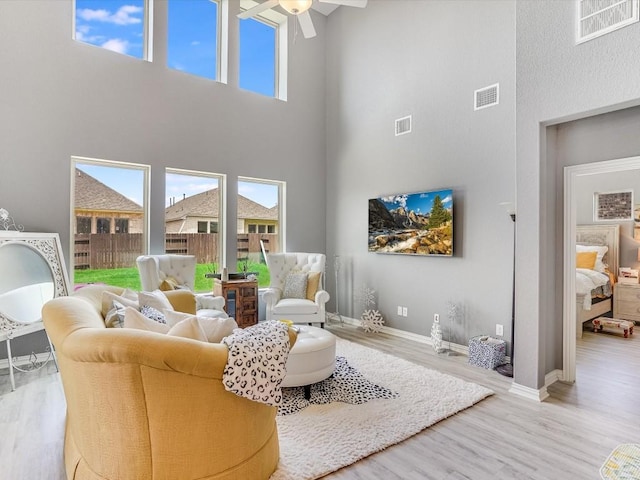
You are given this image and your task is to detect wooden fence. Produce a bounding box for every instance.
[74,233,279,269]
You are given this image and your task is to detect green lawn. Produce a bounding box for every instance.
[74,262,271,291]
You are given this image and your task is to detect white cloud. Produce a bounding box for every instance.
[381,194,408,208]
[191,40,201,46]
[441,195,452,204]
[77,5,142,25]
[101,38,129,54]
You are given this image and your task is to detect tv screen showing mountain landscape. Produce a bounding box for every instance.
[368,188,453,256]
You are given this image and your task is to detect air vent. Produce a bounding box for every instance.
[395,115,412,136]
[577,0,639,44]
[474,83,499,111]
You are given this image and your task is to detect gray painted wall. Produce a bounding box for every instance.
[0,0,328,357]
[517,1,640,388]
[325,1,516,347]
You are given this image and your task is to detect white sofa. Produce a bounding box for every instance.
[263,253,329,327]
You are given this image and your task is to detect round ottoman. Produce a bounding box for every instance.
[282,326,336,388]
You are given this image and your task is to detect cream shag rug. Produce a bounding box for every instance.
[271,338,493,480]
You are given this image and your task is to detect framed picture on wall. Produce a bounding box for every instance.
[594,190,633,222]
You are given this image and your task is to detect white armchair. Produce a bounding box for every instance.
[263,253,330,327]
[136,254,227,318]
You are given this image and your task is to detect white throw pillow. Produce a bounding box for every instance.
[163,310,238,342]
[101,289,139,319]
[576,244,608,272]
[123,307,170,334]
[167,318,209,342]
[283,273,308,299]
[138,289,174,313]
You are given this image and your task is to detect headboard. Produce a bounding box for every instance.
[576,224,620,277]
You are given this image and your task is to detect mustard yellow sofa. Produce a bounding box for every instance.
[42,285,296,480]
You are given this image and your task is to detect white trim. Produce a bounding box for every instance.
[145,0,153,62]
[337,316,470,355]
[563,155,640,383]
[509,382,550,402]
[71,156,151,264]
[546,368,563,386]
[219,0,229,84]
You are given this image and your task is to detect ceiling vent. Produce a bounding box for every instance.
[577,0,639,44]
[395,115,412,136]
[474,83,499,111]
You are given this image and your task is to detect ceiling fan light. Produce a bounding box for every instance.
[279,0,312,15]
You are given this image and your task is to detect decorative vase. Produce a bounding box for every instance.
[431,317,445,353]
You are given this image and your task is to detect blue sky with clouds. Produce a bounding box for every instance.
[75,0,275,92]
[381,189,453,215]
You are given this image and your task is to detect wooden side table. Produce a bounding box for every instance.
[613,282,640,323]
[213,278,258,328]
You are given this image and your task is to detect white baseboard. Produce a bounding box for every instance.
[509,381,550,402]
[337,316,560,399]
[336,315,470,355]
[545,369,563,386]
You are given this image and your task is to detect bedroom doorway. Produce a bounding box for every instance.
[563,155,640,382]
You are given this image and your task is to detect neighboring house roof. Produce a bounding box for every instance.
[165,188,276,221]
[74,168,143,213]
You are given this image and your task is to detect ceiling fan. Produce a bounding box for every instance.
[238,0,368,39]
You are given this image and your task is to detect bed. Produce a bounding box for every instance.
[575,224,620,338]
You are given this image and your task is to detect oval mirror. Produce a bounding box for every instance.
[0,243,55,324]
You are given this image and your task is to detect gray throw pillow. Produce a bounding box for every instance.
[283,273,308,299]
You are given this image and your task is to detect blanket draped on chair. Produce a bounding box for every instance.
[222,320,291,406]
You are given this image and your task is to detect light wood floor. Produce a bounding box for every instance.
[1,324,638,479]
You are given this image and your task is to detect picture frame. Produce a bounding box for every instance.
[593,190,633,222]
[368,188,453,256]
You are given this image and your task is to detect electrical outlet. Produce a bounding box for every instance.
[402,307,408,317]
[397,306,403,316]
[496,324,504,336]
[434,313,440,322]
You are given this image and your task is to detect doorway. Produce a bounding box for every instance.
[563,156,640,382]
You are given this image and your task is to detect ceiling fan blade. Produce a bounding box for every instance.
[297,11,316,39]
[237,0,279,19]
[318,0,368,7]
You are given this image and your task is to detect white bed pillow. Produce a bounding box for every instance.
[576,244,608,273]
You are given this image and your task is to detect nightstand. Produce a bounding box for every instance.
[613,282,640,323]
[213,278,258,328]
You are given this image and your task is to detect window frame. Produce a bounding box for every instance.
[71,156,151,272]
[72,0,154,61]
[238,0,288,100]
[166,167,227,268]
[238,175,286,254]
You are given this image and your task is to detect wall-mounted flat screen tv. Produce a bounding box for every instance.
[368,188,453,256]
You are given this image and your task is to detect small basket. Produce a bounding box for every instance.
[468,335,506,370]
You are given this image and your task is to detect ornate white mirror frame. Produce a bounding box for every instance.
[0,209,70,391]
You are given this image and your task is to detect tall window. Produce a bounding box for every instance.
[168,0,219,80]
[166,168,225,292]
[73,0,151,60]
[238,2,287,100]
[72,157,149,290]
[239,16,277,97]
[238,177,284,286]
